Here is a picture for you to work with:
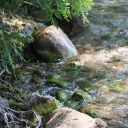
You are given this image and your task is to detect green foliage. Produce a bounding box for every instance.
[0,0,93,76]
[0,0,94,25]
[0,21,32,77]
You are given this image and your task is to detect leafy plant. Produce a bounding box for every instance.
[0,0,94,25]
[0,0,93,77]
[0,21,32,78]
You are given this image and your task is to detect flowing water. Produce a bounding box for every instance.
[13,0,128,127]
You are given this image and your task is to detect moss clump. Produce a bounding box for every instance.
[76,80,91,92]
[101,34,111,40]
[84,108,100,118]
[37,50,63,62]
[0,83,29,110]
[34,98,60,116]
[65,101,79,109]
[56,91,68,102]
[30,76,44,84]
[46,74,60,80]
[72,90,93,103]
[46,79,69,88]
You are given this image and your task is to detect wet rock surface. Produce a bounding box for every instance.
[44,107,108,128]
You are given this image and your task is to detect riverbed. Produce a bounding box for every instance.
[13,0,128,127]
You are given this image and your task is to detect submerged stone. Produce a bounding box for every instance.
[56,90,68,102]
[46,74,60,80]
[46,79,69,88]
[65,101,79,109]
[30,76,44,84]
[79,107,100,118]
[72,90,93,103]
[76,80,91,92]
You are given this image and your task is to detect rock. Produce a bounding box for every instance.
[46,79,69,88]
[65,101,80,109]
[22,93,60,115]
[76,80,91,91]
[30,76,44,84]
[58,14,86,36]
[72,90,93,103]
[46,74,60,80]
[33,25,78,62]
[44,107,108,128]
[22,23,35,36]
[56,90,68,102]
[0,97,9,108]
[33,68,45,77]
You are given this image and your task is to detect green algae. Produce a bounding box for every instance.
[33,98,60,115]
[56,90,68,102]
[72,90,93,103]
[46,79,69,88]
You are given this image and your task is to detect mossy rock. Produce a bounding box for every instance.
[34,98,60,115]
[76,80,91,91]
[30,76,44,84]
[101,34,111,40]
[46,79,69,88]
[72,90,93,103]
[46,74,60,80]
[23,93,60,116]
[80,107,100,118]
[65,101,79,109]
[56,90,68,102]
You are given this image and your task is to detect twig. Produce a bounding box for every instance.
[0,69,5,75]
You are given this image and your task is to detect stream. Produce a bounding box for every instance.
[13,0,128,127]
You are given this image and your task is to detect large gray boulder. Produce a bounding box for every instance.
[44,107,108,128]
[33,25,78,62]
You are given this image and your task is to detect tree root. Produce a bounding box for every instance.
[0,104,43,128]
